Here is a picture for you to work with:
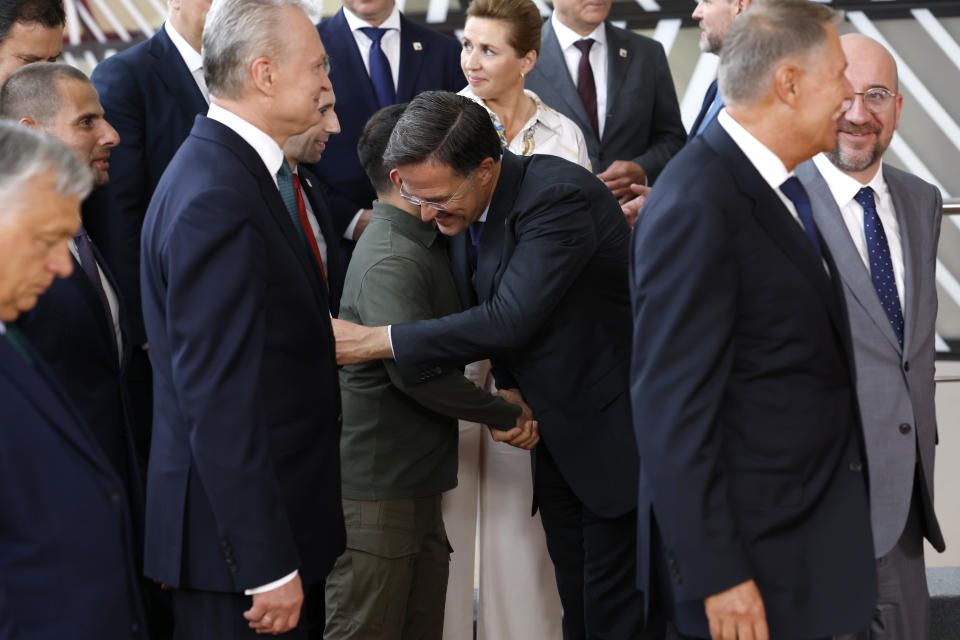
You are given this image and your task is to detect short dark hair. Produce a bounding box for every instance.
[358,103,407,196]
[0,0,65,44]
[0,62,88,124]
[383,91,502,177]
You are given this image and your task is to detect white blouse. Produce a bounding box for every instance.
[460,87,592,171]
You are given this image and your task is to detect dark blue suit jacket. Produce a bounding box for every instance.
[629,120,876,638]
[391,152,638,518]
[687,79,718,140]
[311,9,463,236]
[16,236,144,533]
[0,333,147,639]
[140,115,345,592]
[88,25,208,345]
[299,164,342,315]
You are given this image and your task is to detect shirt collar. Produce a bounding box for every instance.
[372,201,439,247]
[812,152,888,209]
[0,320,5,335]
[459,87,564,139]
[717,109,792,194]
[551,13,606,51]
[206,102,285,181]
[165,20,203,73]
[343,4,401,32]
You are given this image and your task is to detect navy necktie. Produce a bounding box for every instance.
[696,82,723,136]
[573,39,599,139]
[3,325,34,366]
[74,227,117,356]
[468,221,485,273]
[779,177,823,258]
[360,27,395,109]
[856,186,904,346]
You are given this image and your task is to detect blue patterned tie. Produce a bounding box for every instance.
[696,87,723,136]
[276,163,305,241]
[856,186,904,346]
[779,177,823,258]
[359,27,395,109]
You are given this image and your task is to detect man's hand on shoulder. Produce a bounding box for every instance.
[704,579,768,640]
[332,319,392,365]
[243,573,304,635]
[598,161,647,204]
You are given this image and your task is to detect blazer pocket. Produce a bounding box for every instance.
[729,470,803,509]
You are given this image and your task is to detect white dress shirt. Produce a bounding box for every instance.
[68,238,123,363]
[813,153,904,306]
[165,21,209,103]
[460,87,591,170]
[293,166,329,273]
[551,14,608,139]
[205,101,298,596]
[342,3,402,91]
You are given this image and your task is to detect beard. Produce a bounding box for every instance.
[699,29,724,55]
[825,121,886,173]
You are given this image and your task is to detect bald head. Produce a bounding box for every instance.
[825,33,902,182]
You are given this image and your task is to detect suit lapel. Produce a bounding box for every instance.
[151,26,208,119]
[396,15,424,100]
[603,24,629,142]
[328,10,381,114]
[448,234,478,309]
[67,255,119,365]
[799,161,902,353]
[475,153,522,300]
[0,337,118,478]
[703,125,844,335]
[540,21,594,142]
[886,166,920,356]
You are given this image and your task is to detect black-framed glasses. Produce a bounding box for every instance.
[841,87,897,114]
[399,172,474,212]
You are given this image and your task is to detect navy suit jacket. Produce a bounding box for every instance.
[140,115,345,592]
[391,152,638,518]
[525,19,686,182]
[88,25,209,345]
[688,79,718,141]
[310,9,463,236]
[299,164,342,315]
[16,234,144,532]
[629,120,876,638]
[0,334,147,639]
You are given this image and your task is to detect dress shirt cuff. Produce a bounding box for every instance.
[243,570,298,595]
[387,325,396,358]
[343,208,365,240]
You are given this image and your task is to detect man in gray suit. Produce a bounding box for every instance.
[524,0,684,203]
[797,33,944,639]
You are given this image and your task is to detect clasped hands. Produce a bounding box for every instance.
[491,387,539,450]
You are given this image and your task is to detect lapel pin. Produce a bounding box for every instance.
[619,48,628,58]
[304,176,313,188]
[413,41,423,51]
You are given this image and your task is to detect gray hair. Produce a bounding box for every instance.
[718,0,841,108]
[203,0,310,100]
[0,62,89,125]
[384,91,502,177]
[0,119,92,209]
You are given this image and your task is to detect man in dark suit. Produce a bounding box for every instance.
[312,0,461,255]
[524,0,684,203]
[282,102,343,315]
[630,2,876,638]
[0,120,147,639]
[0,0,63,84]
[140,0,344,636]
[799,34,945,640]
[87,0,212,456]
[333,91,661,640]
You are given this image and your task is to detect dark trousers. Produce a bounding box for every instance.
[536,443,663,640]
[171,580,325,639]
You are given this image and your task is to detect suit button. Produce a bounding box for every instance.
[108,490,121,504]
[849,461,863,472]
[900,423,912,434]
[904,361,910,372]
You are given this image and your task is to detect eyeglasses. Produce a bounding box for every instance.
[399,172,474,212]
[841,87,897,114]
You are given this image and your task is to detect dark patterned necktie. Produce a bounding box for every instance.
[855,186,904,346]
[573,39,599,139]
[779,177,824,258]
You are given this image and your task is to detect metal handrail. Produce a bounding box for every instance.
[944,198,960,216]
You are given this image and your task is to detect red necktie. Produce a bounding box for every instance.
[293,173,327,287]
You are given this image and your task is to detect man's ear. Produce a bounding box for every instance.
[772,63,801,107]
[18,117,40,131]
[474,156,498,187]
[389,167,403,189]
[250,56,276,96]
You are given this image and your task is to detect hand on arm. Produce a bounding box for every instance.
[622,184,652,227]
[597,161,647,204]
[704,579,768,640]
[243,573,304,635]
[332,319,392,364]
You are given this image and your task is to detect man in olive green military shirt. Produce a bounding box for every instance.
[325,103,538,640]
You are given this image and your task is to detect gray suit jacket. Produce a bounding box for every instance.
[797,159,945,557]
[524,19,685,183]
